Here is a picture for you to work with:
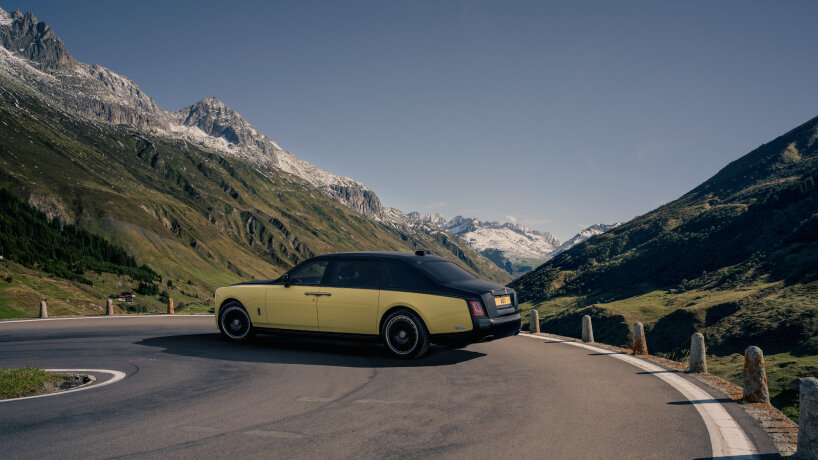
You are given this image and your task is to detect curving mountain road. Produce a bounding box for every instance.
[0,316,777,459]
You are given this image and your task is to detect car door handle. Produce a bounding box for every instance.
[305,292,331,296]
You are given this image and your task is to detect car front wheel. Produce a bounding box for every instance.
[381,309,430,359]
[218,302,254,342]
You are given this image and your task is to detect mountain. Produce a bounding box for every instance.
[0,5,510,317]
[408,213,619,277]
[409,213,560,276]
[510,114,818,420]
[554,223,620,254]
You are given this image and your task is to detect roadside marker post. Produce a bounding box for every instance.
[582,315,594,343]
[798,377,818,459]
[106,299,113,315]
[632,322,648,355]
[529,310,540,333]
[689,333,707,373]
[39,300,48,318]
[743,346,770,404]
[168,298,174,315]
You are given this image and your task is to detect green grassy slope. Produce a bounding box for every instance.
[0,74,508,318]
[511,114,818,421]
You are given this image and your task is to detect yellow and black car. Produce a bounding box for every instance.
[214,251,521,358]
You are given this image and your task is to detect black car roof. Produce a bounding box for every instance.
[313,251,450,262]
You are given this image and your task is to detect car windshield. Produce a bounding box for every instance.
[419,261,477,283]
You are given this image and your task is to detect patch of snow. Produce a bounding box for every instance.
[0,8,12,26]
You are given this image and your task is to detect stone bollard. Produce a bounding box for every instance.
[689,332,707,373]
[797,377,818,459]
[632,322,648,355]
[743,346,770,404]
[106,299,114,315]
[39,300,48,318]
[582,315,594,343]
[167,298,174,315]
[529,310,540,333]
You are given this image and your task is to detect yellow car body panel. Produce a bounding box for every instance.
[216,285,474,336]
[377,290,473,335]
[214,284,266,326]
[264,285,319,331]
[316,287,380,334]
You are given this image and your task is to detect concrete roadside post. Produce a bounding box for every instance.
[689,332,707,373]
[106,299,114,315]
[797,377,818,459]
[529,309,540,333]
[743,346,770,404]
[632,322,648,355]
[39,300,48,318]
[582,315,594,343]
[168,298,174,315]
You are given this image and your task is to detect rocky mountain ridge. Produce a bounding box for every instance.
[408,212,618,276]
[0,7,395,220]
[554,223,620,254]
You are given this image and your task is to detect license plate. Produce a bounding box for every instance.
[495,295,511,306]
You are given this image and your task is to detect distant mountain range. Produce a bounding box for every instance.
[0,5,511,302]
[408,212,618,276]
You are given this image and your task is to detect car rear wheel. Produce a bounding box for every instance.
[381,309,430,359]
[218,302,254,342]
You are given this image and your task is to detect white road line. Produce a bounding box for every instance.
[518,333,759,459]
[0,369,127,404]
[0,314,214,324]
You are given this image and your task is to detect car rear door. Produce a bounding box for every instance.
[265,259,328,331]
[316,259,380,334]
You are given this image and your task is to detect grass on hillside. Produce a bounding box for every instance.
[0,259,214,319]
[0,367,71,399]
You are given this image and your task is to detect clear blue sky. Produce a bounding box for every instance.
[8,0,818,240]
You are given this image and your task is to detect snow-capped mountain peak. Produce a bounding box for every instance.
[408,213,620,276]
[0,8,13,26]
[555,223,621,253]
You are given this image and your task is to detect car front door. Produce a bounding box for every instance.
[265,259,328,331]
[317,259,380,334]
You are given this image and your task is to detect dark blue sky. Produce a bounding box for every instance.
[8,1,818,240]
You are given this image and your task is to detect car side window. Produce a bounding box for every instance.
[288,260,329,286]
[326,260,380,288]
[382,260,435,291]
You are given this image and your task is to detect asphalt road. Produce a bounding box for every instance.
[0,316,777,459]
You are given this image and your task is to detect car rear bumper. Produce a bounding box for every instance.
[431,313,521,346]
[474,313,522,341]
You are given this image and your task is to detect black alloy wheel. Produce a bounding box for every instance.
[381,309,430,359]
[218,302,254,342]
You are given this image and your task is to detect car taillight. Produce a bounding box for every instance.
[468,300,485,317]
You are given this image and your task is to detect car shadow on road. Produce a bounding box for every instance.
[136,333,486,368]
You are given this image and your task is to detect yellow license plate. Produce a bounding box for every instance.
[495,295,511,306]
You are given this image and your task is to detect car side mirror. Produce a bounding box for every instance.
[282,273,290,287]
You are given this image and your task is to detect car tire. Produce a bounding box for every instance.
[218,302,255,342]
[381,309,430,359]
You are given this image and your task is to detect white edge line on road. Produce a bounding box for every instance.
[518,333,759,459]
[0,369,127,404]
[0,314,215,324]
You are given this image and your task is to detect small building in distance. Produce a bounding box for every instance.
[115,291,136,302]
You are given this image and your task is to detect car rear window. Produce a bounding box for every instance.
[419,261,477,283]
[382,260,436,291]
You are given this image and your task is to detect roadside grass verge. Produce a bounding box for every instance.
[0,367,72,399]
